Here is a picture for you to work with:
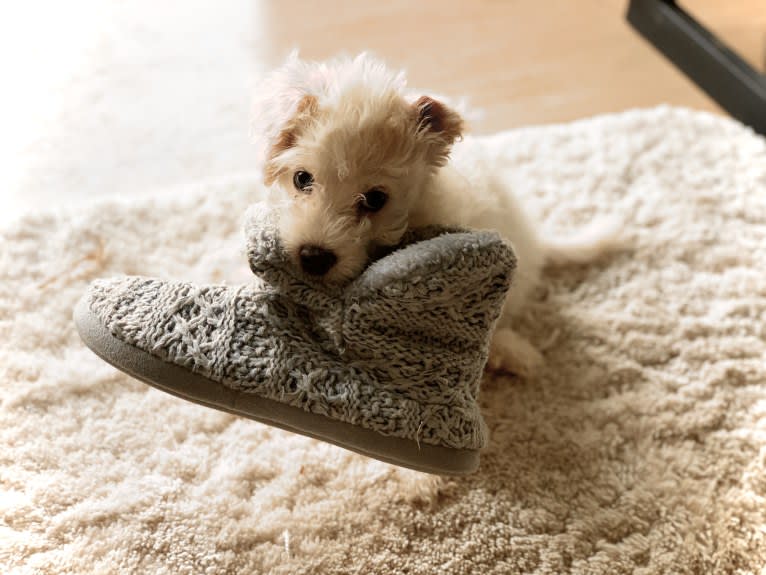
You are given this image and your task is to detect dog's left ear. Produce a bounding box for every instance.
[413,96,464,166]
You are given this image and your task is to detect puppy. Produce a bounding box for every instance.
[251,53,619,376]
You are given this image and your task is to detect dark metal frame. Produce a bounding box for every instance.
[627,0,765,135]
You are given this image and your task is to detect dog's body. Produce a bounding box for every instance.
[252,53,619,376]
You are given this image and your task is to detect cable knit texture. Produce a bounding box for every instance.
[2,108,766,574]
[85,212,514,451]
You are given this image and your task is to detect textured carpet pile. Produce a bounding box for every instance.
[2,107,765,574]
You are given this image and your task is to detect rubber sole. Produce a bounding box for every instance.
[74,296,480,475]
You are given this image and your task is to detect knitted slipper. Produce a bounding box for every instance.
[74,204,515,474]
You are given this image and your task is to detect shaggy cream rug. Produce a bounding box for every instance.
[2,107,766,574]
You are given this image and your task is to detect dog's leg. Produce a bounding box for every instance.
[486,326,542,378]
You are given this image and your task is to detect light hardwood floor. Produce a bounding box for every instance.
[0,1,762,220]
[262,0,765,133]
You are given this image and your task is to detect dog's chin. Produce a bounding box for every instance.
[324,243,403,284]
[330,253,372,284]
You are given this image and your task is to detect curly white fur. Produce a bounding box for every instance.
[251,53,622,375]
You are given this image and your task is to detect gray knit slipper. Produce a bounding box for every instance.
[74,204,515,475]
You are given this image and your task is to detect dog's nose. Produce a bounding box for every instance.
[299,245,337,276]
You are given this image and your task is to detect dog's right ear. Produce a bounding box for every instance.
[251,54,321,186]
[261,94,318,186]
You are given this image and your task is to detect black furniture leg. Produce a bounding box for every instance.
[627,0,765,135]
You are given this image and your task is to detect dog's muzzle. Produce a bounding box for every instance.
[299,245,337,276]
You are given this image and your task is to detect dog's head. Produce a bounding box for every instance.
[251,53,463,283]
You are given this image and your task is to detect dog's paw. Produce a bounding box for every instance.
[486,327,542,378]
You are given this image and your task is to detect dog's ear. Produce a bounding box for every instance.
[413,96,464,166]
[251,53,323,186]
[262,94,318,185]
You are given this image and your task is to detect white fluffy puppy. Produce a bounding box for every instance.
[251,53,619,376]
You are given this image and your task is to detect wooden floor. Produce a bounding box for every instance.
[260,0,765,133]
[0,0,763,220]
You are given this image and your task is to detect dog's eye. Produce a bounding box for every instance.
[293,170,314,192]
[360,188,388,213]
